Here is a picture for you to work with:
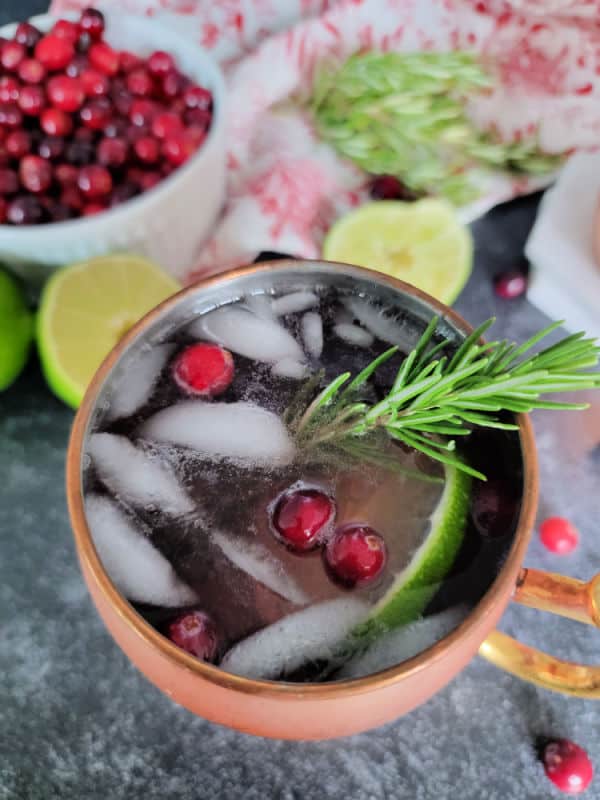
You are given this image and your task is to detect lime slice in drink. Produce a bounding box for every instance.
[0,268,34,392]
[323,199,473,304]
[353,464,471,639]
[37,255,180,408]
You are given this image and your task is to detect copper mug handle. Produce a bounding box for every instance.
[479,568,600,697]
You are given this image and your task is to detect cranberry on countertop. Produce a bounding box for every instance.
[493,270,528,299]
[541,739,593,794]
[539,517,579,554]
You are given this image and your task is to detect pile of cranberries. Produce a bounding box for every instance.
[0,7,213,224]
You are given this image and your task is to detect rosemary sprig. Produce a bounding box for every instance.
[292,318,600,479]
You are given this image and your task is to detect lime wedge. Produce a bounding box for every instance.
[37,255,180,408]
[0,268,33,392]
[353,464,471,639]
[323,199,473,304]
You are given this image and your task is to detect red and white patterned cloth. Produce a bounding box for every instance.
[50,0,600,282]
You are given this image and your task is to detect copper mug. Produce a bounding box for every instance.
[66,260,600,740]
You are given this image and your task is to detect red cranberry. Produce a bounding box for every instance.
[111,87,132,116]
[542,739,593,794]
[79,97,111,130]
[52,19,80,43]
[0,104,23,128]
[60,185,83,210]
[17,58,45,85]
[19,155,52,193]
[493,271,527,299]
[55,163,78,186]
[0,196,7,223]
[151,111,183,140]
[184,84,212,110]
[185,107,211,130]
[134,135,159,165]
[82,201,105,216]
[370,175,417,201]
[119,50,142,73]
[18,85,45,116]
[41,196,72,222]
[7,194,45,224]
[172,343,235,397]
[74,126,95,143]
[271,487,335,552]
[77,164,112,198]
[162,133,196,166]
[137,171,161,191]
[88,41,119,76]
[160,70,185,100]
[65,54,89,78]
[147,50,176,77]
[79,8,105,40]
[126,67,153,97]
[167,610,219,662]
[0,77,20,104]
[47,75,85,112]
[76,32,92,55]
[324,524,387,587]
[1,41,26,72]
[128,99,156,128]
[109,180,139,206]
[5,130,31,158]
[97,136,128,167]
[65,139,95,166]
[35,35,74,72]
[539,517,579,554]
[14,21,42,50]
[0,168,19,195]
[38,135,65,161]
[80,68,108,97]
[126,124,149,145]
[40,107,72,136]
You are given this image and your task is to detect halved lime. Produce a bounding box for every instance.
[37,255,180,408]
[323,199,473,304]
[0,268,33,392]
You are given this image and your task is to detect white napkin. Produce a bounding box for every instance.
[526,153,600,339]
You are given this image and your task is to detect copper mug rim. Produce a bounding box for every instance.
[66,259,538,701]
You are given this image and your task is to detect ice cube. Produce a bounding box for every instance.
[140,400,295,465]
[85,494,197,606]
[220,598,368,679]
[271,291,318,316]
[188,306,304,364]
[272,358,308,380]
[244,294,276,320]
[337,606,468,680]
[212,530,308,605]
[333,323,374,348]
[105,343,175,421]
[343,297,415,348]
[88,433,195,515]
[301,312,323,359]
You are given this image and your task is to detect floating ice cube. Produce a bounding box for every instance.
[105,343,175,421]
[301,312,323,359]
[220,598,368,679]
[140,401,295,465]
[271,291,318,316]
[85,494,197,606]
[212,530,308,605]
[189,307,304,364]
[337,606,468,680]
[333,323,374,348]
[244,294,276,320]
[88,433,195,515]
[344,297,415,348]
[272,358,308,380]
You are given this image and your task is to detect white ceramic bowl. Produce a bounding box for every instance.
[0,13,227,285]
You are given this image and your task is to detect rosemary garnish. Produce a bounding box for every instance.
[288,318,600,480]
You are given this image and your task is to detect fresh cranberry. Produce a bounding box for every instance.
[19,155,52,193]
[493,271,527,299]
[55,163,78,186]
[14,22,42,50]
[35,35,74,72]
[47,75,85,112]
[17,58,45,85]
[186,126,207,149]
[76,32,92,55]
[129,98,156,127]
[167,610,219,662]
[40,196,72,222]
[137,171,161,191]
[111,86,132,116]
[172,343,235,397]
[126,67,153,97]
[74,126,95,143]
[324,524,387,587]
[79,97,111,130]
[5,130,31,158]
[65,54,89,78]
[77,164,112,198]
[7,194,45,224]
[109,180,138,206]
[160,70,185,100]
[80,68,108,97]
[542,739,593,794]
[134,135,159,165]
[1,41,26,72]
[0,104,23,128]
[79,8,105,40]
[40,107,72,136]
[97,136,128,167]
[147,50,176,77]
[151,111,182,140]
[162,133,196,166]
[18,85,45,116]
[60,185,83,210]
[126,166,145,185]
[0,197,7,223]
[370,175,417,201]
[185,107,211,130]
[0,77,20,104]
[271,487,335,552]
[0,168,19,195]
[126,124,149,145]
[65,138,95,166]
[103,117,128,139]
[38,135,64,161]
[82,201,105,216]
[88,41,119,76]
[539,517,579,554]
[184,84,212,110]
[52,19,80,43]
[119,50,142,73]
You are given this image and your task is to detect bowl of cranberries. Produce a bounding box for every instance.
[0,7,226,282]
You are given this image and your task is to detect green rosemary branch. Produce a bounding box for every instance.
[292,318,600,480]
